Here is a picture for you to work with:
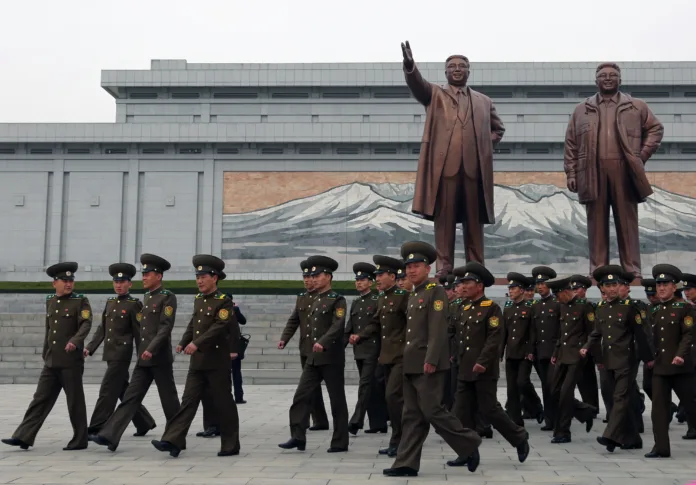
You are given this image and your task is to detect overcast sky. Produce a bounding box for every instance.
[1,0,694,123]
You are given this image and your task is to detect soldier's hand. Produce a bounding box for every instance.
[672,356,684,366]
[141,350,152,361]
[579,348,588,357]
[567,177,577,193]
[526,353,535,361]
[230,353,238,360]
[647,360,655,369]
[401,41,414,70]
[83,348,90,357]
[313,343,324,352]
[450,356,454,363]
[424,363,436,374]
[277,341,286,350]
[551,357,557,365]
[184,343,198,355]
[175,345,183,353]
[65,342,76,353]
[472,363,486,374]
[349,334,360,345]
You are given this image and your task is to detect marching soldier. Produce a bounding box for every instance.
[502,273,543,426]
[441,274,458,409]
[2,262,92,451]
[447,262,529,469]
[279,256,350,453]
[569,275,600,413]
[367,255,409,456]
[346,262,388,435]
[151,255,240,457]
[84,263,156,438]
[93,253,180,452]
[546,277,597,443]
[278,260,329,431]
[581,265,654,452]
[530,266,561,430]
[384,242,482,477]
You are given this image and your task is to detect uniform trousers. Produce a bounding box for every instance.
[99,364,180,447]
[602,365,641,445]
[444,362,458,410]
[299,355,329,429]
[651,373,696,456]
[577,356,600,411]
[231,358,243,400]
[392,371,481,471]
[506,358,542,426]
[372,363,388,426]
[88,361,155,435]
[534,358,557,426]
[550,362,596,438]
[289,363,349,449]
[349,357,388,430]
[161,368,239,453]
[383,362,404,447]
[454,378,528,447]
[12,365,88,448]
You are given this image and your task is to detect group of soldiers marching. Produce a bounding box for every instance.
[3,243,696,478]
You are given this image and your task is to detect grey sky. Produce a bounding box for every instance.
[1,0,694,123]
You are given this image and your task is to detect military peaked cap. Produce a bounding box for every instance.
[532,266,557,283]
[353,262,376,280]
[373,255,404,275]
[507,272,531,288]
[193,254,226,281]
[401,241,436,265]
[569,274,592,289]
[546,277,572,292]
[592,264,624,285]
[682,273,696,290]
[306,255,338,276]
[140,253,171,273]
[652,264,682,283]
[641,278,657,295]
[46,262,78,281]
[109,263,136,281]
[453,262,495,288]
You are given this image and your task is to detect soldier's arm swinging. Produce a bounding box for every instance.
[69,298,93,349]
[147,293,177,355]
[478,306,503,371]
[85,306,107,355]
[424,286,448,369]
[318,298,348,350]
[193,298,236,350]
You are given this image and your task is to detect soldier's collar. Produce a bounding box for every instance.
[471,294,487,304]
[512,296,525,304]
[568,295,578,304]
[203,289,219,298]
[56,292,73,299]
[413,280,430,291]
[659,297,675,305]
[605,296,621,304]
[116,293,130,300]
[316,288,333,297]
[359,289,372,297]
[383,284,397,294]
[540,292,553,300]
[148,286,163,295]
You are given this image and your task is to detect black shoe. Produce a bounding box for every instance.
[383,467,418,477]
[521,411,533,420]
[677,409,686,424]
[278,438,306,451]
[88,434,98,442]
[218,450,240,456]
[327,446,348,453]
[365,427,388,434]
[235,399,247,404]
[1,438,30,450]
[551,436,571,444]
[602,418,609,423]
[517,439,530,463]
[196,426,220,438]
[478,428,493,439]
[645,450,670,458]
[446,456,468,466]
[133,425,156,437]
[596,436,618,452]
[348,424,361,435]
[586,417,594,433]
[467,448,481,473]
[308,424,329,431]
[682,429,696,440]
[620,442,642,450]
[378,446,398,457]
[669,402,678,423]
[536,411,545,424]
[540,424,553,431]
[92,435,117,452]
[151,440,180,458]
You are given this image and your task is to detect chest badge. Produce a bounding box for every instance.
[218,309,229,320]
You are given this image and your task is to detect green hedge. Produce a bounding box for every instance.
[0,280,363,295]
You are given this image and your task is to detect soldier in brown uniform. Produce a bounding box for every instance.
[346,262,388,435]
[546,277,597,443]
[523,283,536,302]
[84,263,156,438]
[569,275,600,414]
[93,253,180,452]
[151,255,239,457]
[530,266,561,430]
[364,256,409,457]
[502,272,543,427]
[383,242,481,477]
[396,268,413,291]
[447,262,529,468]
[581,265,654,452]
[279,256,350,453]
[278,260,329,431]
[2,262,92,451]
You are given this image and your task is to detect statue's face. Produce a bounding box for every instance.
[595,66,621,94]
[445,56,470,86]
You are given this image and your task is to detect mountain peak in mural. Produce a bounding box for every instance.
[222,182,696,274]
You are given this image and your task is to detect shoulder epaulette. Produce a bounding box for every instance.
[598,300,606,307]
[107,296,117,301]
[395,289,407,295]
[127,297,139,302]
[327,291,338,299]
[525,300,534,307]
[672,301,686,308]
[425,282,437,290]
[576,298,587,304]
[371,294,379,301]
[161,289,173,296]
[195,293,203,299]
[298,291,307,297]
[463,303,472,311]
[215,293,227,300]
[531,299,539,305]
[480,299,493,307]
[504,300,513,308]
[620,298,632,305]
[70,293,84,299]
[454,298,462,304]
[378,291,385,296]
[46,294,55,300]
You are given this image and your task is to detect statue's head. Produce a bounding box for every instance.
[595,62,621,95]
[445,55,470,87]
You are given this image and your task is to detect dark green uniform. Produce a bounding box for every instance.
[530,290,561,429]
[445,296,463,410]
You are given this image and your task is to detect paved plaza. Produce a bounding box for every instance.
[0,385,695,485]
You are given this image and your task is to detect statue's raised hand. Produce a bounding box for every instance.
[401,41,414,70]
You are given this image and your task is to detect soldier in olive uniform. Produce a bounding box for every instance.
[84,263,156,438]
[384,242,482,478]
[441,274,458,410]
[523,283,536,302]
[278,260,329,431]
[582,265,654,452]
[447,262,530,469]
[279,256,350,453]
[530,266,561,430]
[151,255,240,457]
[546,277,597,443]
[396,268,413,291]
[346,262,388,435]
[3,262,92,451]
[568,275,600,413]
[365,256,409,457]
[502,272,543,427]
[93,253,180,452]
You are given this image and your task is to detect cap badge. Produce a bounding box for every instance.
[303,268,308,273]
[143,264,147,269]
[659,273,665,279]
[357,271,362,276]
[376,265,380,269]
[117,272,123,277]
[408,253,414,259]
[66,271,72,276]
[537,274,543,280]
[197,266,203,271]
[311,266,316,271]
[608,274,613,280]
[509,280,513,285]
[397,269,402,274]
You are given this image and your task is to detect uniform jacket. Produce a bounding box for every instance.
[179,291,237,371]
[553,297,595,365]
[344,291,380,360]
[86,294,142,362]
[138,286,177,367]
[403,281,451,374]
[305,290,347,366]
[447,298,463,364]
[43,293,92,368]
[563,92,663,204]
[365,285,409,365]
[651,299,694,376]
[501,298,535,360]
[280,291,316,357]
[457,295,503,381]
[530,294,561,360]
[404,64,504,224]
[584,297,654,370]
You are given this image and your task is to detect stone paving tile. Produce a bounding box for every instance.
[0,385,695,484]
